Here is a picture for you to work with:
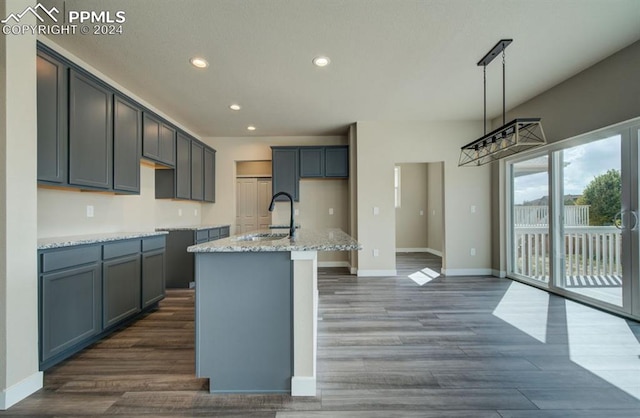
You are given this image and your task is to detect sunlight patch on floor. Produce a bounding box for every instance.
[408,268,440,286]
[492,281,549,343]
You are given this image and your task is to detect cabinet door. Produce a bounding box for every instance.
[175,133,191,199]
[325,146,349,178]
[159,123,176,167]
[191,141,204,201]
[142,113,161,161]
[103,254,141,328]
[299,147,324,178]
[68,70,113,189]
[204,148,216,202]
[142,249,165,308]
[272,148,299,201]
[40,263,102,362]
[113,95,141,193]
[37,51,67,184]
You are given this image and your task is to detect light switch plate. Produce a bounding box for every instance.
[86,205,94,218]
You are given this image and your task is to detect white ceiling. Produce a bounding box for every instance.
[42,0,640,137]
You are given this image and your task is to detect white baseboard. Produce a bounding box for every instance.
[357,269,397,277]
[318,261,350,268]
[1,371,43,410]
[350,267,358,275]
[291,376,316,397]
[441,268,493,276]
[396,248,443,257]
[492,269,507,278]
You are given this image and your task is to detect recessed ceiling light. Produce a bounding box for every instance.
[229,104,241,111]
[247,125,256,131]
[189,57,209,68]
[312,56,330,67]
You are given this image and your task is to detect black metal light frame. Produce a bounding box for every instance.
[459,39,546,167]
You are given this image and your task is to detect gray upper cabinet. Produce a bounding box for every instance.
[324,146,349,178]
[68,70,113,190]
[299,147,324,178]
[113,95,141,193]
[142,113,175,167]
[204,148,216,202]
[271,147,299,201]
[160,123,176,166]
[175,133,191,199]
[142,113,161,162]
[191,141,204,201]
[37,50,67,185]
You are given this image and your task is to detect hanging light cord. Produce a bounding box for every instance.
[483,65,487,135]
[502,47,506,126]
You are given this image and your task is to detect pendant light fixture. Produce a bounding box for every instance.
[458,39,546,167]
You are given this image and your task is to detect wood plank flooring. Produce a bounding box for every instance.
[2,253,640,417]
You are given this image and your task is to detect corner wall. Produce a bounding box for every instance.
[355,120,488,276]
[491,40,640,273]
[0,0,41,409]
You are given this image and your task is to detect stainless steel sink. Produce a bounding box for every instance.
[233,233,288,242]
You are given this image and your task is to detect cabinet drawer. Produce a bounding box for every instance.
[196,230,209,242]
[103,240,140,260]
[220,226,230,238]
[208,228,220,241]
[142,236,166,252]
[41,245,101,273]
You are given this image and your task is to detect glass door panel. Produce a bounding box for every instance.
[511,155,550,285]
[556,135,624,307]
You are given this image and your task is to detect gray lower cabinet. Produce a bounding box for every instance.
[39,236,166,370]
[204,147,216,202]
[40,246,102,367]
[36,50,68,185]
[103,241,141,328]
[271,147,299,201]
[164,227,229,288]
[68,69,113,190]
[142,251,165,308]
[113,95,141,193]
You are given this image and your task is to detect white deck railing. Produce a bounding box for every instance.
[514,205,590,227]
[513,226,621,280]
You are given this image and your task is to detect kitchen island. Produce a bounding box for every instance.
[187,228,360,396]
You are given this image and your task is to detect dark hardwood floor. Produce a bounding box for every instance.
[3,253,640,417]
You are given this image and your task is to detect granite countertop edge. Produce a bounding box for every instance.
[155,224,231,231]
[38,231,169,250]
[188,228,361,253]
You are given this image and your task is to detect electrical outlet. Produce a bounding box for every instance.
[194,209,198,216]
[470,248,476,256]
[178,209,183,217]
[420,210,424,216]
[373,206,379,215]
[86,205,94,218]
[471,205,476,213]
[373,249,379,257]
[294,209,299,216]
[432,209,436,216]
[329,208,334,215]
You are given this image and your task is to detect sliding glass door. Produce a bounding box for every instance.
[508,121,640,319]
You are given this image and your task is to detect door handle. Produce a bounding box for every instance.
[630,211,638,230]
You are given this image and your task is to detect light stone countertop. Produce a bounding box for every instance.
[155,224,230,232]
[37,231,169,250]
[187,228,361,253]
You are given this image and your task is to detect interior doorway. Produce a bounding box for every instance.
[394,162,445,257]
[236,161,273,234]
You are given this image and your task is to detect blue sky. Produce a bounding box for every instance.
[513,135,621,205]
